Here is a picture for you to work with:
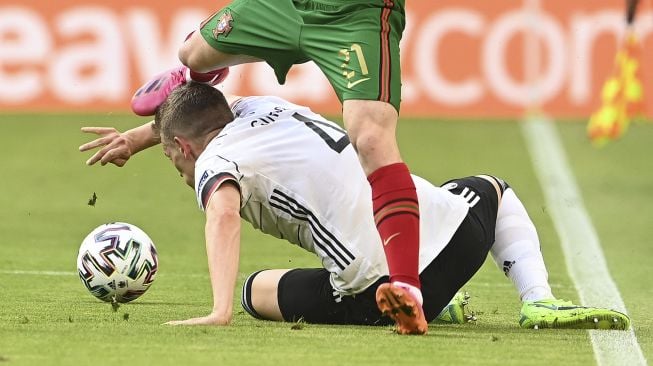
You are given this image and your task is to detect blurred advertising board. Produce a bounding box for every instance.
[1,0,651,117]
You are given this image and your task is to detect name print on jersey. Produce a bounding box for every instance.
[249,106,288,127]
[246,103,350,153]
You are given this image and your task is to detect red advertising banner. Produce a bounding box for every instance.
[1,0,651,117]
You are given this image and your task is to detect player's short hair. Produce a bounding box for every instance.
[154,82,234,145]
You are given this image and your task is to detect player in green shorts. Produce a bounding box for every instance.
[131,0,425,334]
[192,0,404,111]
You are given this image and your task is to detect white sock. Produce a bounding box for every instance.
[491,188,554,302]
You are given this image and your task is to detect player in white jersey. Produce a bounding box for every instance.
[192,94,468,297]
[80,82,631,331]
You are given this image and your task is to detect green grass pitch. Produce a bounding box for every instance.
[0,113,650,365]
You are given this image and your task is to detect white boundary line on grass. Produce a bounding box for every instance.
[522,115,647,366]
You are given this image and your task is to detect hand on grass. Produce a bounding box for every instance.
[79,127,131,167]
[164,312,231,326]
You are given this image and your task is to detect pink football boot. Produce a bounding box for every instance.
[131,66,229,116]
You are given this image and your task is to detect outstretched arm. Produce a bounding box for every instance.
[79,121,160,167]
[80,90,240,167]
[165,183,242,326]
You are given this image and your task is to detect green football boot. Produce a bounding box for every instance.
[433,291,477,324]
[519,299,631,330]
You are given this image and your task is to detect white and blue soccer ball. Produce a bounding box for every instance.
[77,222,158,303]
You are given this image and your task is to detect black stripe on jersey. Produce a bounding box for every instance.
[268,200,348,270]
[270,189,355,269]
[271,189,355,261]
[201,172,238,209]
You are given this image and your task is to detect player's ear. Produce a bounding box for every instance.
[173,136,182,151]
[173,136,190,158]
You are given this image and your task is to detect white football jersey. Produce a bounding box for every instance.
[194,96,469,295]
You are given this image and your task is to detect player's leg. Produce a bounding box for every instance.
[179,30,261,74]
[241,269,475,325]
[298,0,424,334]
[489,180,630,329]
[348,100,425,334]
[342,36,425,334]
[491,185,553,302]
[418,176,503,323]
[242,268,390,326]
[241,269,290,321]
[243,267,475,326]
[342,101,401,174]
[132,0,305,116]
[183,0,306,84]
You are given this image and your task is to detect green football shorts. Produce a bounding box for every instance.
[199,0,406,111]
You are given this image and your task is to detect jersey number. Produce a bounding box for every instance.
[293,113,350,153]
[339,44,370,89]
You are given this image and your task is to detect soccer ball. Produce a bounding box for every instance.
[77,222,159,303]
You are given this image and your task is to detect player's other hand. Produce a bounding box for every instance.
[164,312,231,326]
[79,127,131,167]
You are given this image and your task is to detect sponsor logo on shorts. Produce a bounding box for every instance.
[213,11,233,39]
[347,78,370,89]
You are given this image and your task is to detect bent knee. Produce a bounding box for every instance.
[343,100,401,172]
[241,269,289,321]
[349,129,402,174]
[343,102,396,140]
[178,33,229,73]
[475,175,510,202]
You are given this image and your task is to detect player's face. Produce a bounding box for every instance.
[163,141,195,188]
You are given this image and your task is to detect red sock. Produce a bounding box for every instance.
[367,163,421,288]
